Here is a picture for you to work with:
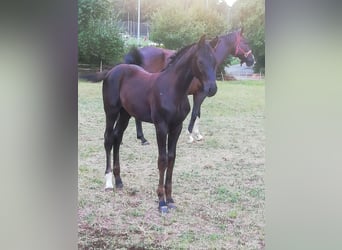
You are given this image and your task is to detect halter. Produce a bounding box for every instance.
[234,34,252,58]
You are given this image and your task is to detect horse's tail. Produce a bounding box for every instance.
[79,70,109,83]
[124,46,143,66]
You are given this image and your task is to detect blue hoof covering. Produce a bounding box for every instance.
[159,201,168,214]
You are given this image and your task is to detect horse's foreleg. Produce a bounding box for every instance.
[155,123,168,211]
[187,93,206,143]
[165,123,183,209]
[104,112,118,191]
[112,109,131,189]
[135,119,149,145]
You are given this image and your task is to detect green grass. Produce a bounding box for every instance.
[207,233,221,241]
[214,186,241,203]
[79,165,89,174]
[228,210,238,219]
[194,83,264,123]
[78,79,265,249]
[176,230,200,249]
[248,187,264,199]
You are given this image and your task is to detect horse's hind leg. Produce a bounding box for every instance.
[112,109,131,188]
[104,111,119,191]
[135,119,149,145]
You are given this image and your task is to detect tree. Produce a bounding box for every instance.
[190,6,228,39]
[111,0,164,23]
[149,2,227,49]
[149,6,204,49]
[78,19,124,65]
[78,0,125,65]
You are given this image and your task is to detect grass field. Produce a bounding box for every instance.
[78,79,265,249]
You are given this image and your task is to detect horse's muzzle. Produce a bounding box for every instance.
[205,82,217,97]
[245,58,255,67]
[245,54,255,67]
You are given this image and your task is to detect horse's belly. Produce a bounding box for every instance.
[123,102,153,123]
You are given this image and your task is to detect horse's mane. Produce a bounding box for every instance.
[161,43,196,71]
[221,30,239,44]
[124,46,143,66]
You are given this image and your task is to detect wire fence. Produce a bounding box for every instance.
[225,65,264,80]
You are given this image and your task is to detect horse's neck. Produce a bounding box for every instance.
[172,53,195,96]
[215,34,236,65]
[160,47,196,98]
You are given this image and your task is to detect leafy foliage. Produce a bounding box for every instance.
[149,7,202,49]
[78,0,124,65]
[149,2,228,49]
[190,6,228,39]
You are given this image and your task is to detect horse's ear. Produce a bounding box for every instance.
[209,36,219,49]
[239,27,244,35]
[198,34,206,47]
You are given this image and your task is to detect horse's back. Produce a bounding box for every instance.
[139,46,174,73]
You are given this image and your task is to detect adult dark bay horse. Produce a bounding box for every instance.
[126,29,255,144]
[82,35,218,212]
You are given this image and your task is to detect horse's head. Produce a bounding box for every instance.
[192,35,218,97]
[233,28,255,67]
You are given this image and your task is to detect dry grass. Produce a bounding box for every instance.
[78,80,265,249]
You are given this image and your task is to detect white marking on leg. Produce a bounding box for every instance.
[187,130,194,143]
[105,173,113,190]
[193,117,203,141]
[196,133,203,141]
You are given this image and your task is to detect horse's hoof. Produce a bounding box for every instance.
[167,203,177,209]
[116,183,123,189]
[159,206,168,214]
[158,201,168,214]
[141,140,150,145]
[104,187,114,192]
[195,135,203,141]
[187,136,194,143]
